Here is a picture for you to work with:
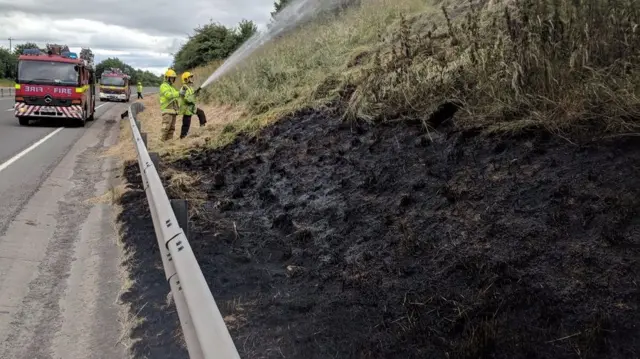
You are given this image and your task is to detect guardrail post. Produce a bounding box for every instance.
[141,132,148,147]
[170,199,189,239]
[149,152,160,169]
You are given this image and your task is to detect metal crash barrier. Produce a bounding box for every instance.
[127,102,240,359]
[0,87,14,97]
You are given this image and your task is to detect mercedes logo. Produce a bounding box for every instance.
[44,95,52,104]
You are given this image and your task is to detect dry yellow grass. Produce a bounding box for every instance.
[86,184,128,205]
[112,87,236,215]
[202,0,436,122]
[132,94,245,159]
[103,119,137,162]
[189,60,223,85]
[196,0,640,138]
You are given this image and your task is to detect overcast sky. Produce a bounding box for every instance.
[0,0,275,75]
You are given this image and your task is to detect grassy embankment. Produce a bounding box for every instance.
[112,0,640,356]
[118,0,640,218]
[0,78,14,87]
[131,0,640,160]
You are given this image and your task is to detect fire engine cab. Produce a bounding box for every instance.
[14,45,96,127]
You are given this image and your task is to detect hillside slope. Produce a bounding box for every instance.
[116,0,640,357]
[122,107,640,358]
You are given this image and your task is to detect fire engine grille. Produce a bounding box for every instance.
[102,88,126,94]
[23,96,72,106]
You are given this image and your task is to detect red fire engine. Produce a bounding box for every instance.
[99,68,131,102]
[14,44,96,127]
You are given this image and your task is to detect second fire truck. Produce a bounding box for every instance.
[99,68,131,102]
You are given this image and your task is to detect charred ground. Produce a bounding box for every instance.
[117,165,188,359]
[119,106,640,358]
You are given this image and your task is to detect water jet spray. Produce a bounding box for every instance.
[197,0,355,91]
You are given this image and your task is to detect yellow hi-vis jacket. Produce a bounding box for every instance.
[137,83,143,93]
[159,81,179,114]
[178,84,196,116]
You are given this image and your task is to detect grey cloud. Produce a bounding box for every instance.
[94,53,171,69]
[0,0,276,74]
[0,0,274,37]
[0,34,175,54]
[167,38,184,54]
[2,34,60,44]
[86,33,174,53]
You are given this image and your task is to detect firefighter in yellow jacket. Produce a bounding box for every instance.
[178,71,197,139]
[159,69,180,141]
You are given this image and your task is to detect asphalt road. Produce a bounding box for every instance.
[0,90,156,358]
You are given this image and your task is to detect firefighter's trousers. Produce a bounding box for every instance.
[161,113,177,141]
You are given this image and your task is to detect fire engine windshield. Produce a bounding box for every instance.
[18,60,78,85]
[100,77,126,86]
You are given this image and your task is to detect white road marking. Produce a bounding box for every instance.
[0,127,64,173]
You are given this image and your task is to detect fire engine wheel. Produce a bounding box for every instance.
[18,117,29,126]
[71,111,86,127]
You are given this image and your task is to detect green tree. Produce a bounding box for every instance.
[236,19,258,44]
[271,0,292,18]
[0,47,17,79]
[13,42,41,55]
[173,22,237,72]
[133,69,163,86]
[172,19,257,73]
